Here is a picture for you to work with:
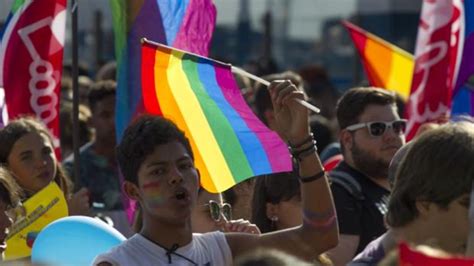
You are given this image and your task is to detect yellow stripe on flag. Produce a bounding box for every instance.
[165,50,235,191]
[153,49,218,192]
[386,52,413,100]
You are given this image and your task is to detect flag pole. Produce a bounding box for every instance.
[231,66,321,114]
[141,38,320,114]
[71,0,81,190]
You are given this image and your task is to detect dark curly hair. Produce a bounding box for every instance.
[117,115,194,184]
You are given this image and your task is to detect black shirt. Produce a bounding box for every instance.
[330,161,390,255]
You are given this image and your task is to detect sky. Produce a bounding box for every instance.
[0,0,356,41]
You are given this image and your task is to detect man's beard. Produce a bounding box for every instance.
[351,142,390,179]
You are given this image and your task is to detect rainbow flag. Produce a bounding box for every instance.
[110,0,216,141]
[343,21,414,100]
[141,40,292,192]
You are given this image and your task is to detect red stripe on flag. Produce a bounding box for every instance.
[343,21,377,86]
[141,42,162,115]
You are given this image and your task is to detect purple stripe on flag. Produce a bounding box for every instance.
[214,66,292,172]
[454,2,474,95]
[471,90,474,115]
[116,0,167,141]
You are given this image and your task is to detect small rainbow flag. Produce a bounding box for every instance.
[141,40,292,192]
[343,21,414,100]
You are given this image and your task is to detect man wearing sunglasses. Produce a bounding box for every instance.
[327,87,406,266]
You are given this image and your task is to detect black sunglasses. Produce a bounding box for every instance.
[346,119,407,137]
[207,200,232,222]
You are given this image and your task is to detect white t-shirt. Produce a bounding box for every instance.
[93,231,232,266]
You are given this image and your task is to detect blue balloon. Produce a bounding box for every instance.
[31,216,126,266]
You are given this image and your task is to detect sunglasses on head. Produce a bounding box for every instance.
[207,200,232,222]
[346,119,407,137]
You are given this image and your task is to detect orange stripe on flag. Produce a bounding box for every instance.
[365,37,393,86]
[343,21,414,100]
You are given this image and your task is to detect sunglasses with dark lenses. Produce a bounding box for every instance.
[207,200,232,222]
[346,119,407,137]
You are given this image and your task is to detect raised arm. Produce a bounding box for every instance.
[226,80,338,261]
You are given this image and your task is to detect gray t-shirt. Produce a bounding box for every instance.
[93,231,232,266]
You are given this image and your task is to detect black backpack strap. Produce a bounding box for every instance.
[329,170,364,201]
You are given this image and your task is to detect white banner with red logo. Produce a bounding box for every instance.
[405,0,464,139]
[0,0,66,153]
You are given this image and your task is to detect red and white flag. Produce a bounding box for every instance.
[0,0,66,155]
[405,0,464,139]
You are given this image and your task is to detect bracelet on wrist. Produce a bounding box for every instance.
[299,170,326,183]
[289,140,316,157]
[288,133,314,150]
[293,145,317,162]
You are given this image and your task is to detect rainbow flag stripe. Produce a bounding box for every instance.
[343,21,414,100]
[141,40,292,192]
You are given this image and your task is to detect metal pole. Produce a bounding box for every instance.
[71,0,81,190]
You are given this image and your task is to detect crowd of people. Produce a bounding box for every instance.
[0,59,473,265]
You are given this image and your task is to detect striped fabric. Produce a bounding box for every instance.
[141,40,292,192]
[343,21,414,100]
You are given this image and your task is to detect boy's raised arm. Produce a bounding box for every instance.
[226,80,338,262]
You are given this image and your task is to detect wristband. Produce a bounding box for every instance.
[289,142,317,160]
[288,133,314,150]
[294,145,317,162]
[299,170,326,183]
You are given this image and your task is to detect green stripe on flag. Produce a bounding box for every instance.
[181,53,254,181]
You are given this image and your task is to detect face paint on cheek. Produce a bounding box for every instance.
[142,181,166,207]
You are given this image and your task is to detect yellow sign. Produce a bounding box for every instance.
[4,182,68,260]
